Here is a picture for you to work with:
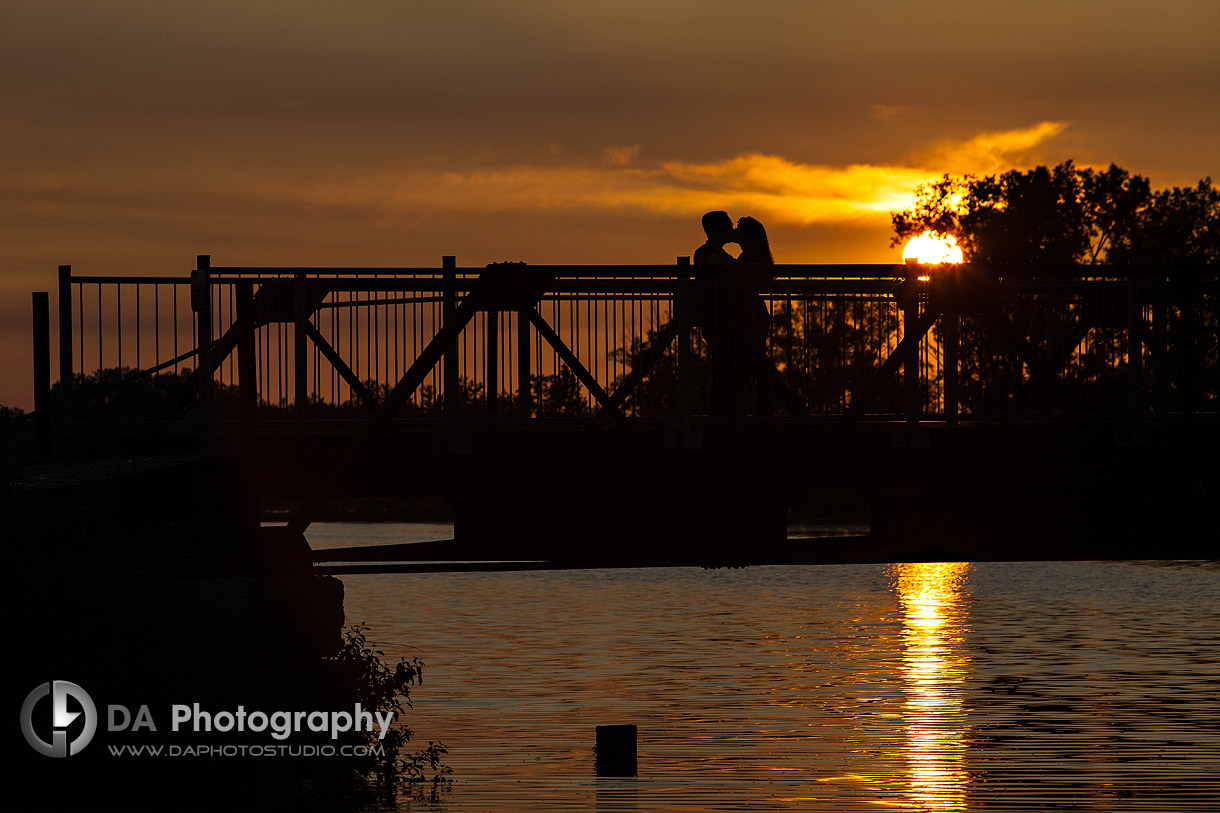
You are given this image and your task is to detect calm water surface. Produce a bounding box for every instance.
[308,524,1220,812]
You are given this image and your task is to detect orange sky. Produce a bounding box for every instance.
[2,1,1218,408]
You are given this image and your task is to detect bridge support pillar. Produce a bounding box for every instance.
[448,454,791,566]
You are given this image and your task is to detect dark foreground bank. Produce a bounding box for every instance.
[1,453,448,811]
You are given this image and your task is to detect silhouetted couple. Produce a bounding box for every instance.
[694,211,799,420]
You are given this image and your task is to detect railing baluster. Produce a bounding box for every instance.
[676,257,692,437]
[295,271,308,419]
[443,256,457,420]
[487,308,498,418]
[1181,270,1200,420]
[943,312,959,426]
[518,308,531,418]
[902,270,920,425]
[58,265,73,444]
[33,291,51,456]
[97,282,103,375]
[194,255,213,456]
[1127,275,1144,422]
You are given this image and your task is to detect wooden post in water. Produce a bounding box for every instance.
[57,265,73,449]
[32,292,51,456]
[595,724,637,777]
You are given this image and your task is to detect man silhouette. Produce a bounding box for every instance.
[694,210,736,266]
[693,210,747,418]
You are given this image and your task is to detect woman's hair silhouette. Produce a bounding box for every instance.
[735,216,774,264]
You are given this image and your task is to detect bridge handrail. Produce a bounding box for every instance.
[34,258,1219,458]
[198,261,1216,281]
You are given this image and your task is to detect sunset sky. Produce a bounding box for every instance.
[2,0,1218,408]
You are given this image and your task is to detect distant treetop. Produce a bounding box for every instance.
[891,161,1219,265]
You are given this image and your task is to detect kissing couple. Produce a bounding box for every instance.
[694,211,774,267]
[692,210,802,419]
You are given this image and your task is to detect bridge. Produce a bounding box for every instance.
[26,257,1219,571]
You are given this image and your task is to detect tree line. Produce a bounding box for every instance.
[885,161,1218,413]
[891,160,1218,266]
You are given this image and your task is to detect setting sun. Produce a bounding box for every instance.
[902,231,964,264]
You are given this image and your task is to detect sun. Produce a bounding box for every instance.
[902,231,964,264]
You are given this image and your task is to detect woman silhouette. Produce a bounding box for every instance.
[733,216,801,416]
[734,216,774,265]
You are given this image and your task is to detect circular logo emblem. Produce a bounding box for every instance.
[20,681,97,757]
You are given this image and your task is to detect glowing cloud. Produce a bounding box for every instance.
[603,145,642,166]
[308,122,1070,229]
[918,121,1069,175]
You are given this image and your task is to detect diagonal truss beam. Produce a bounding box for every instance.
[598,319,679,417]
[526,308,630,429]
[301,320,376,409]
[843,296,1091,427]
[168,326,240,419]
[841,308,940,426]
[286,288,486,536]
[980,306,1090,426]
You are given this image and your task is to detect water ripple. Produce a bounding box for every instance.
[308,526,1220,812]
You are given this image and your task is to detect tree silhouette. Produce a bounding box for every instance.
[1107,178,1220,266]
[892,160,1219,266]
[891,161,1220,413]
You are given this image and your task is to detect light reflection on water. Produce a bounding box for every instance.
[891,562,970,812]
[308,524,1220,812]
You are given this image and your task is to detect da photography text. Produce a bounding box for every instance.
[21,680,396,758]
[114,702,396,741]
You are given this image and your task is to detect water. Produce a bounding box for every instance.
[308,524,1220,811]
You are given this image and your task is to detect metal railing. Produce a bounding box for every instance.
[31,258,1219,454]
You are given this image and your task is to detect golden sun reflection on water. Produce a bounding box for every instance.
[891,562,972,812]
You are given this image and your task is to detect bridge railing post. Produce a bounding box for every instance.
[443,256,458,423]
[193,255,214,456]
[1126,273,1144,424]
[487,308,498,419]
[295,271,308,420]
[32,291,51,456]
[943,310,959,426]
[902,267,920,425]
[237,280,260,535]
[1180,269,1200,421]
[1152,273,1167,413]
[517,307,531,418]
[676,257,693,438]
[57,265,73,450]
